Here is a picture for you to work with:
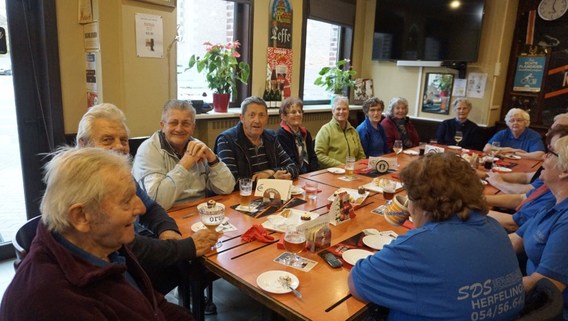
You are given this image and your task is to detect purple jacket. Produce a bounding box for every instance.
[0,222,193,321]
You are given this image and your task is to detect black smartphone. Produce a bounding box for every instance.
[321,252,342,269]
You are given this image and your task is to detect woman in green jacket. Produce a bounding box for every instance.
[315,96,366,168]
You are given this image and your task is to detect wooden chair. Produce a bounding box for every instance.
[12,215,41,270]
[517,278,563,321]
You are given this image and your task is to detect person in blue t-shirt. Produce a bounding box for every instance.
[510,135,568,320]
[356,97,389,157]
[349,152,524,321]
[435,98,484,150]
[484,108,545,160]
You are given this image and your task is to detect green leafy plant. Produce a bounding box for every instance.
[314,59,357,95]
[187,41,250,95]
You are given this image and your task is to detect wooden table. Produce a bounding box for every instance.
[169,146,541,320]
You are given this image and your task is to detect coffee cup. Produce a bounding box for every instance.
[384,195,410,226]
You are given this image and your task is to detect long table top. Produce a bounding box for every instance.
[169,146,542,321]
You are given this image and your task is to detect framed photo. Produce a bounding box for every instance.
[422,73,454,115]
[353,78,374,104]
[135,0,176,8]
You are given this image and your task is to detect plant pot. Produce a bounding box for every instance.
[212,93,230,113]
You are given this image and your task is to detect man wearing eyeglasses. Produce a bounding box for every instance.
[133,99,234,210]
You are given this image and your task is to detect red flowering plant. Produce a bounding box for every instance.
[187,41,250,96]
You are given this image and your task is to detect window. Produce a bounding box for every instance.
[176,0,251,105]
[302,19,341,101]
[300,0,355,103]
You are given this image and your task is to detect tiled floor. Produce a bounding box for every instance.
[0,258,264,320]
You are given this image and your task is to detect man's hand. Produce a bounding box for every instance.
[273,169,291,180]
[180,141,214,169]
[192,229,219,256]
[158,230,182,241]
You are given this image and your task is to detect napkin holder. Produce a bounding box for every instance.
[368,156,395,173]
[425,144,444,154]
[298,214,331,252]
[255,179,292,201]
[328,191,355,226]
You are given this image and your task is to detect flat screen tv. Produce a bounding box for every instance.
[372,0,485,62]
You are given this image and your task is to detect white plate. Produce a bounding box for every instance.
[327,167,346,174]
[327,188,370,205]
[291,185,304,195]
[492,166,512,172]
[447,145,462,150]
[262,209,320,233]
[361,181,403,194]
[504,154,521,160]
[191,221,225,233]
[256,270,299,294]
[342,249,374,265]
[403,150,419,156]
[362,234,394,250]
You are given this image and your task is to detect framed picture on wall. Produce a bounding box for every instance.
[422,73,454,115]
[135,0,176,8]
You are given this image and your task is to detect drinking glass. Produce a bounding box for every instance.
[198,203,225,249]
[393,140,403,168]
[454,131,463,146]
[304,181,318,200]
[283,225,307,266]
[345,156,356,179]
[239,178,253,209]
[490,141,501,158]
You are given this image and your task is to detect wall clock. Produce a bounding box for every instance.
[538,0,568,21]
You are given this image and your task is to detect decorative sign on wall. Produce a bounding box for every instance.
[267,0,293,99]
[422,73,454,115]
[513,55,546,92]
[269,0,293,49]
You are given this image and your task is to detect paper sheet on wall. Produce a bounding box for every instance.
[135,13,164,58]
[466,73,487,98]
[452,79,467,97]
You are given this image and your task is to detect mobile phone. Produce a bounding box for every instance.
[321,252,342,269]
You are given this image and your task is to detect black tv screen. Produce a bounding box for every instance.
[372,0,485,62]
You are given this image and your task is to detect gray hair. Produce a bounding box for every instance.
[76,103,130,146]
[554,136,568,172]
[241,96,267,114]
[505,108,530,124]
[40,146,133,233]
[453,98,472,110]
[162,99,196,122]
[332,95,349,111]
[362,97,384,115]
[385,97,409,117]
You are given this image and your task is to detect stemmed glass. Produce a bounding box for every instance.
[198,202,225,249]
[454,131,463,146]
[375,178,397,214]
[490,141,501,158]
[393,140,403,168]
[283,225,306,267]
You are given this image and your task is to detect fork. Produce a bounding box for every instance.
[279,277,303,299]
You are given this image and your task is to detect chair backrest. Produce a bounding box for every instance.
[517,278,564,321]
[12,215,41,270]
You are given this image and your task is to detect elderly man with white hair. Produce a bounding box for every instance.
[0,147,194,320]
[483,108,545,160]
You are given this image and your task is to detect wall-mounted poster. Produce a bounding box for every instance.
[267,47,293,99]
[269,0,293,49]
[422,73,454,115]
[513,55,546,92]
[135,13,164,58]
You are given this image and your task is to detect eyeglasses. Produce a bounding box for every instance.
[546,150,558,158]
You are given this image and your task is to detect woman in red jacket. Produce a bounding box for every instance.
[380,97,420,151]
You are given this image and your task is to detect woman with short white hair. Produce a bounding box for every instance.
[380,96,420,151]
[483,108,545,159]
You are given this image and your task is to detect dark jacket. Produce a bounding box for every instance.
[276,121,319,174]
[0,222,193,321]
[215,122,299,187]
[435,118,484,150]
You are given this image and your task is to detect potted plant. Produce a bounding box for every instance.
[314,59,357,100]
[187,41,250,112]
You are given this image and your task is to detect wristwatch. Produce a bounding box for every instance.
[207,156,220,166]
